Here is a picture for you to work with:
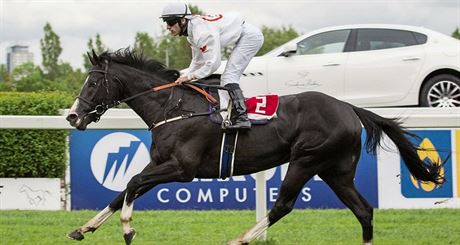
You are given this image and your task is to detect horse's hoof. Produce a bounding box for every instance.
[227,239,248,245]
[123,229,136,245]
[68,230,84,241]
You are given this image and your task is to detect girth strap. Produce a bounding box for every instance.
[219,131,239,179]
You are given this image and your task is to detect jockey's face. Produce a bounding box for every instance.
[166,18,184,36]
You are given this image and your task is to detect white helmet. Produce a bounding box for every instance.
[161,3,191,19]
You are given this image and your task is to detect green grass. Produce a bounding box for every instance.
[1,209,459,245]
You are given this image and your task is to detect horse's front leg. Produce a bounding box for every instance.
[68,158,181,241]
[68,206,116,240]
[118,159,194,245]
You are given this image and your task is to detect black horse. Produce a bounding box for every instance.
[67,49,443,245]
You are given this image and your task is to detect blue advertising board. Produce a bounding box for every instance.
[70,130,378,210]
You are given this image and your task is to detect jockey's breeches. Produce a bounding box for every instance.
[221,22,264,86]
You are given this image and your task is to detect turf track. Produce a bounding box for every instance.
[1,209,459,244]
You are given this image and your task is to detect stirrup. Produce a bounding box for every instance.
[224,117,251,130]
[222,100,233,129]
[225,114,251,129]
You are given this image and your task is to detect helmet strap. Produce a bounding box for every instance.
[184,4,188,16]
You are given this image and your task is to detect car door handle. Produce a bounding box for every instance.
[323,63,341,67]
[402,57,421,61]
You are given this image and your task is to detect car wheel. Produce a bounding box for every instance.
[420,74,460,107]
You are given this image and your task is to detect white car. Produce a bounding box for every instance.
[215,24,460,107]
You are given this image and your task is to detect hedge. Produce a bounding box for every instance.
[0,92,74,178]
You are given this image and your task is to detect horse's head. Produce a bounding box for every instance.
[67,50,123,130]
[67,48,181,130]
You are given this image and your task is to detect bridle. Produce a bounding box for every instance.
[77,60,218,123]
[77,60,117,122]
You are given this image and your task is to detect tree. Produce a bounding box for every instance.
[258,26,299,55]
[0,64,9,83]
[7,61,84,94]
[10,62,46,91]
[50,63,86,94]
[133,32,159,59]
[0,64,11,91]
[188,4,204,15]
[40,22,62,79]
[452,27,460,40]
[83,33,107,71]
[157,33,192,69]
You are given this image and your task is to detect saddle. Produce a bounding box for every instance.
[196,77,279,127]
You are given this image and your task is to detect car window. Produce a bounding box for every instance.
[356,29,418,51]
[296,30,350,55]
[413,32,428,44]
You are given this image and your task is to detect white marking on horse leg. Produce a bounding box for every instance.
[228,216,269,244]
[363,241,373,245]
[80,206,114,233]
[241,216,269,242]
[120,194,134,234]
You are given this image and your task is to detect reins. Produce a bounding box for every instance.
[121,81,218,105]
[147,82,223,130]
[85,81,218,119]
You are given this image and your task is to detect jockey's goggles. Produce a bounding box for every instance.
[163,17,182,27]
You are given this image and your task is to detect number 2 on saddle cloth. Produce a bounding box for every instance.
[209,90,279,127]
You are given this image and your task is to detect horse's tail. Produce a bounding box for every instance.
[351,105,444,185]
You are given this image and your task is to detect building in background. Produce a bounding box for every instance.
[6,45,34,73]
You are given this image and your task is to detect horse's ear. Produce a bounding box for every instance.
[87,51,97,66]
[91,49,101,65]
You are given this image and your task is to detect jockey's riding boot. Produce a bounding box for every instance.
[224,83,251,130]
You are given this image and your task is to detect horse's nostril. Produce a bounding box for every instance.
[66,113,78,122]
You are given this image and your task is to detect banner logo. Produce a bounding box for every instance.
[401,130,453,198]
[90,132,150,191]
[410,138,444,192]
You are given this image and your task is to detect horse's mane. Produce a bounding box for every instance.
[100,48,179,81]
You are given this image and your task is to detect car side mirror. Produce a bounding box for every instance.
[280,43,297,57]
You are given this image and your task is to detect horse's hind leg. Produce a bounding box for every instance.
[319,164,374,245]
[228,159,317,245]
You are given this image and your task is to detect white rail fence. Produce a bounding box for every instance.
[1,108,459,130]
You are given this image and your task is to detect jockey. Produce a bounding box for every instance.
[160,3,264,130]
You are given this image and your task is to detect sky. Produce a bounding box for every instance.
[1,0,459,69]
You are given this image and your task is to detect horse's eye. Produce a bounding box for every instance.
[89,81,97,87]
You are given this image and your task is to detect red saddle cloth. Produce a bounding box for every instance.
[245,95,279,121]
